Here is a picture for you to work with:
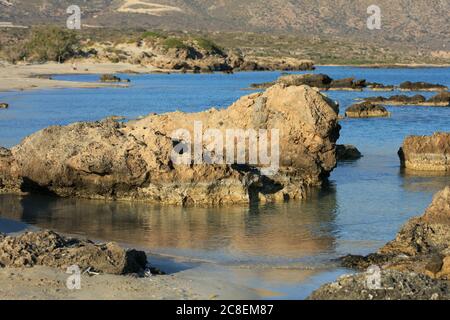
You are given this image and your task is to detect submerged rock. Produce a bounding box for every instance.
[0,103,8,109]
[336,145,362,161]
[398,132,450,171]
[345,102,390,118]
[0,84,340,205]
[310,186,450,300]
[0,230,147,275]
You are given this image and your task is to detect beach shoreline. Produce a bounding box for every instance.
[0,62,170,92]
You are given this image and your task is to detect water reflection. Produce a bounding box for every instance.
[400,169,450,193]
[0,185,338,264]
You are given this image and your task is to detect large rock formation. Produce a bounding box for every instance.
[310,186,450,300]
[0,84,340,205]
[399,133,450,171]
[0,230,148,275]
[345,102,390,118]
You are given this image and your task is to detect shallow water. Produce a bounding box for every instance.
[0,67,449,299]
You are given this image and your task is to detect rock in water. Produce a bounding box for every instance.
[345,102,390,118]
[0,84,340,205]
[0,103,8,109]
[399,81,448,92]
[0,230,147,275]
[311,186,450,300]
[336,145,362,161]
[398,132,450,171]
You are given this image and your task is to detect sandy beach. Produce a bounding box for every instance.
[0,265,260,300]
[0,62,165,92]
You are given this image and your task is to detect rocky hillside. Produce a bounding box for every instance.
[1,0,449,50]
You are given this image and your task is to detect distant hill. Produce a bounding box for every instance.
[1,0,449,50]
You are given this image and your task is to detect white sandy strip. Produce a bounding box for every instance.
[117,0,182,16]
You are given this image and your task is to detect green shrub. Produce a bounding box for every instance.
[24,26,80,63]
[162,38,188,50]
[194,37,223,55]
[141,31,166,39]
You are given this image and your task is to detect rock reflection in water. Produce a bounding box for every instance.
[0,186,338,262]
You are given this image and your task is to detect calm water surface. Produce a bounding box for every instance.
[0,67,449,299]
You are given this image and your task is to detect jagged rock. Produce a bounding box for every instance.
[308,270,450,300]
[337,187,450,279]
[0,84,340,205]
[398,133,450,171]
[311,186,450,300]
[336,145,363,161]
[399,81,448,92]
[0,230,147,275]
[0,103,8,109]
[345,102,390,118]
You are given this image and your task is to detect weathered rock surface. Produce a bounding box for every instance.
[308,270,450,300]
[364,93,450,107]
[0,103,8,109]
[399,133,450,171]
[310,186,450,300]
[336,145,362,161]
[0,84,340,205]
[0,230,148,275]
[345,102,390,118]
[399,81,448,92]
[250,74,366,91]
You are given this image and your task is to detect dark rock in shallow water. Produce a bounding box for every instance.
[0,230,148,275]
[99,74,130,83]
[427,92,450,106]
[308,270,450,300]
[0,103,8,109]
[345,102,390,118]
[336,145,362,161]
[399,81,448,92]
